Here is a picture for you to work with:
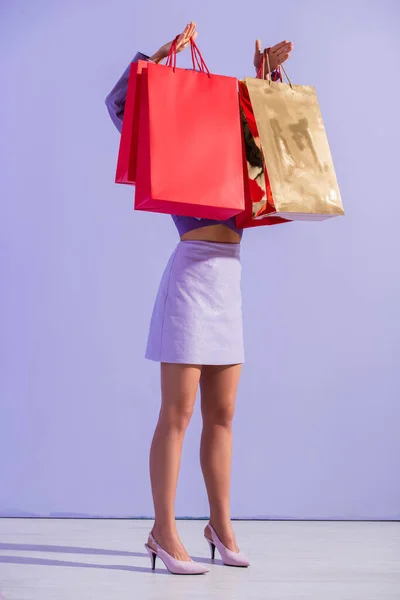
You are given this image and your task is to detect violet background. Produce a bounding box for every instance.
[1,0,399,518]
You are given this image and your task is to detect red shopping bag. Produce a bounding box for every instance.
[115,60,149,185]
[235,77,290,229]
[134,39,246,219]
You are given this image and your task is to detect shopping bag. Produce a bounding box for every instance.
[134,39,246,219]
[244,54,344,221]
[115,60,149,185]
[236,79,291,229]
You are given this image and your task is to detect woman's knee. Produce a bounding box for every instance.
[200,364,241,428]
[159,363,200,432]
[202,397,236,428]
[159,401,195,432]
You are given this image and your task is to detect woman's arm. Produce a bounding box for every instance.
[105,22,197,132]
[105,52,150,133]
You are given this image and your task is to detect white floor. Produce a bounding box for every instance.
[0,519,399,600]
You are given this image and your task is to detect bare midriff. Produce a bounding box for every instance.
[180,224,241,244]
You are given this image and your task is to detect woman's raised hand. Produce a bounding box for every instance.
[150,22,198,64]
[253,39,293,76]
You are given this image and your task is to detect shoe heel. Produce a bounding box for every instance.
[206,538,216,560]
[205,522,250,567]
[145,544,157,570]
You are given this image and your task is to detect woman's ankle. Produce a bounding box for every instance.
[151,522,179,539]
[209,514,232,530]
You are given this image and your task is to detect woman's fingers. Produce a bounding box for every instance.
[176,21,196,51]
[255,39,262,55]
[185,21,196,41]
[272,41,293,57]
[271,40,290,52]
[180,23,191,40]
[189,21,196,37]
[176,25,188,45]
[272,49,291,62]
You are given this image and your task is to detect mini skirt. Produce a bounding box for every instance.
[145,240,244,365]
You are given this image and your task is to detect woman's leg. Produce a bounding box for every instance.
[200,363,242,551]
[148,362,201,561]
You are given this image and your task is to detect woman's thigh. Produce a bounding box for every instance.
[200,364,243,423]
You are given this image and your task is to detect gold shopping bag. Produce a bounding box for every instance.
[245,59,344,221]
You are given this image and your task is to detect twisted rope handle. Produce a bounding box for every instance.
[166,36,179,69]
[257,47,293,88]
[165,35,211,77]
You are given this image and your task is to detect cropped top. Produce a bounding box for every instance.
[105,52,243,238]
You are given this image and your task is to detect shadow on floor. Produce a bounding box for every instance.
[0,555,170,575]
[0,543,225,570]
[0,542,144,558]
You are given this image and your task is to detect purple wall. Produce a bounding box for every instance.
[1,0,399,519]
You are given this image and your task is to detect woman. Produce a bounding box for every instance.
[105,22,293,575]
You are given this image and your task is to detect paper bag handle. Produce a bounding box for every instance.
[190,39,211,76]
[166,35,211,77]
[257,48,293,89]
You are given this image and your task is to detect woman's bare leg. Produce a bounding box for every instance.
[200,363,242,551]
[148,362,201,561]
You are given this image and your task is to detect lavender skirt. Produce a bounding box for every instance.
[145,240,244,365]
